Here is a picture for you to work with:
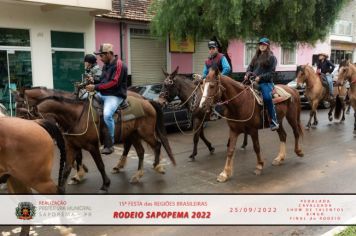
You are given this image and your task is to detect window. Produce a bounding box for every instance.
[244,41,257,66]
[0,28,30,47]
[330,50,353,64]
[281,44,296,65]
[332,20,352,36]
[51,31,84,49]
[51,31,85,91]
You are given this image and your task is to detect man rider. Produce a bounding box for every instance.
[317,53,335,98]
[86,43,128,155]
[202,41,231,79]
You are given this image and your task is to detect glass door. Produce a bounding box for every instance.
[0,49,32,116]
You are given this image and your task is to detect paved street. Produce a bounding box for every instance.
[1,108,356,235]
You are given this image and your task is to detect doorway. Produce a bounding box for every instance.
[0,49,32,116]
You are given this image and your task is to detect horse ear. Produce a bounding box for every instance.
[171,66,179,78]
[162,68,169,77]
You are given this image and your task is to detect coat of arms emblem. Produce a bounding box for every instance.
[15,202,36,220]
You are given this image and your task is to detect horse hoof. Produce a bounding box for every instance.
[68,177,82,185]
[209,147,215,154]
[272,159,283,166]
[296,151,304,157]
[254,169,262,176]
[305,125,310,130]
[154,164,165,174]
[217,172,229,182]
[111,167,121,174]
[130,176,140,184]
[313,121,318,126]
[240,146,246,150]
[188,156,196,162]
[98,189,108,194]
[329,117,333,122]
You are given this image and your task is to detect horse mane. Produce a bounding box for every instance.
[220,75,245,90]
[36,95,85,106]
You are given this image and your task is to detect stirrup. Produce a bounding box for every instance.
[270,120,279,131]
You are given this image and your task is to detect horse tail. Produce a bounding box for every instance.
[36,119,66,191]
[149,100,176,166]
[334,95,342,120]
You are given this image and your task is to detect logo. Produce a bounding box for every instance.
[16,202,36,220]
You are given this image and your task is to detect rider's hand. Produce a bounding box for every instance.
[244,75,248,80]
[86,76,94,83]
[255,76,260,83]
[86,84,95,92]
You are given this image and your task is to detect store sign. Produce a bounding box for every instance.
[169,34,195,53]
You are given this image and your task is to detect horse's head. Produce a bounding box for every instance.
[159,66,180,106]
[199,65,223,110]
[337,60,355,85]
[296,65,307,87]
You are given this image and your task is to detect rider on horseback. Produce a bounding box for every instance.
[317,52,335,98]
[87,43,128,155]
[245,37,279,131]
[202,41,231,79]
[84,54,102,83]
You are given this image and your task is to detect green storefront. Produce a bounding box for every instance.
[0,28,32,116]
[51,31,85,92]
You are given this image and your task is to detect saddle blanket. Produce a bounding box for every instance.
[252,85,292,105]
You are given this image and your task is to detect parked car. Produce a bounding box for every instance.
[287,79,330,109]
[128,83,193,129]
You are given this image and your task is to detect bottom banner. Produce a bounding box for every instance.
[1,195,355,225]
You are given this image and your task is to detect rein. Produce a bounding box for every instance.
[207,75,257,123]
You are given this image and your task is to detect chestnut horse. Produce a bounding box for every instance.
[337,61,356,134]
[33,92,176,192]
[200,67,303,182]
[296,65,338,129]
[0,108,67,236]
[159,66,249,160]
[15,87,89,184]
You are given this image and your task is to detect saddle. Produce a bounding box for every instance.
[251,85,292,106]
[92,95,145,124]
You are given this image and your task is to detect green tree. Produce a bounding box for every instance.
[150,0,349,46]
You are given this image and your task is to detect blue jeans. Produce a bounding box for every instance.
[326,74,333,96]
[259,83,278,124]
[96,92,123,144]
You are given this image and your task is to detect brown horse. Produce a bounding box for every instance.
[15,87,89,184]
[337,61,356,134]
[33,92,176,192]
[159,66,249,160]
[200,67,303,182]
[0,109,67,236]
[296,65,338,129]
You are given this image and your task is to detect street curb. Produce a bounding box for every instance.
[321,216,356,236]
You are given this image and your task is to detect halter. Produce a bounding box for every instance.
[205,73,257,122]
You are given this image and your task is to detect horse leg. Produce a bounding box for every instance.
[240,132,248,150]
[112,138,132,174]
[272,123,287,166]
[286,108,304,157]
[142,133,165,175]
[189,118,201,160]
[69,150,88,185]
[88,146,111,193]
[306,107,314,129]
[7,177,31,236]
[200,126,215,154]
[217,129,239,182]
[32,179,58,193]
[130,137,146,183]
[250,130,264,175]
[328,98,336,122]
[354,112,356,135]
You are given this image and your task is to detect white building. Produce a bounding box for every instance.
[0,0,111,113]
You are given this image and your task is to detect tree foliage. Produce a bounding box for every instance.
[150,0,349,45]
